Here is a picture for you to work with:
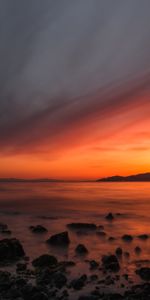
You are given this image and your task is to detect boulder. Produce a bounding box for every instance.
[46,231,70,246]
[32,254,57,268]
[136,268,150,281]
[122,234,133,242]
[102,255,120,272]
[29,225,47,233]
[67,223,97,231]
[75,244,88,255]
[105,213,114,221]
[115,247,123,256]
[0,238,25,263]
[53,272,67,288]
[138,234,149,240]
[71,274,87,290]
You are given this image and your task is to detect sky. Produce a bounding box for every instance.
[0,0,150,179]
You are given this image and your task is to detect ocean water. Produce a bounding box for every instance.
[0,182,150,293]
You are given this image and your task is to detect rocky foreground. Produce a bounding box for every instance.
[0,216,150,300]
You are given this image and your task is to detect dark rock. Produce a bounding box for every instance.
[53,272,67,289]
[89,260,99,270]
[1,229,12,235]
[115,247,123,256]
[102,255,120,272]
[0,270,12,290]
[32,254,58,268]
[0,223,8,231]
[75,244,88,255]
[105,213,114,221]
[29,225,48,233]
[136,268,150,281]
[124,251,130,258]
[46,231,70,246]
[78,296,99,300]
[122,234,133,242]
[135,246,142,254]
[0,238,25,263]
[90,274,98,281]
[97,225,104,230]
[67,222,97,231]
[71,274,87,290]
[108,236,116,241]
[16,262,27,272]
[96,231,106,237]
[138,234,149,240]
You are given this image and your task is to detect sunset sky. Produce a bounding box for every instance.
[0,0,150,179]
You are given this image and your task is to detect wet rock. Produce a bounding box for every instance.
[105,213,114,221]
[138,234,149,240]
[122,234,133,242]
[71,274,87,290]
[46,231,70,246]
[136,267,150,281]
[29,225,48,233]
[32,254,58,268]
[135,246,142,254]
[53,272,67,289]
[0,238,25,263]
[102,255,120,272]
[75,244,88,255]
[67,223,97,231]
[115,247,123,257]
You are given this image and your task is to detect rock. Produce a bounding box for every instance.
[115,247,123,256]
[97,225,104,230]
[78,296,99,300]
[53,272,67,288]
[108,236,116,241]
[0,270,12,290]
[67,223,97,231]
[32,254,58,268]
[138,234,149,240]
[124,251,130,258]
[0,223,8,231]
[71,274,87,290]
[122,234,133,242]
[96,231,106,237]
[46,231,70,246]
[16,262,27,272]
[105,213,114,221]
[135,246,142,254]
[102,255,120,272]
[89,260,99,270]
[2,229,12,235]
[75,244,88,255]
[29,225,48,233]
[0,238,25,263]
[136,268,150,281]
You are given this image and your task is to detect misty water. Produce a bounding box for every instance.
[0,182,150,295]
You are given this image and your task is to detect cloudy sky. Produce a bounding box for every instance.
[0,0,150,179]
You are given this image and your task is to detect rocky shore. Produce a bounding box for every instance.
[0,215,150,300]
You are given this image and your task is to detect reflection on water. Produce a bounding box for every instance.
[0,182,150,287]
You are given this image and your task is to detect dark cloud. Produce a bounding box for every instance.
[0,0,150,154]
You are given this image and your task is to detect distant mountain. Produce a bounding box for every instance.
[97,172,150,182]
